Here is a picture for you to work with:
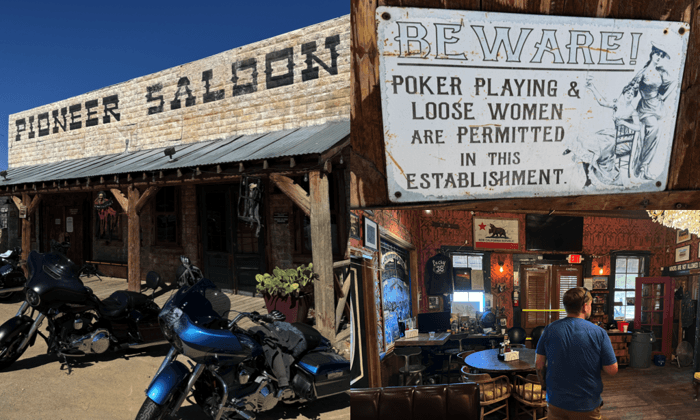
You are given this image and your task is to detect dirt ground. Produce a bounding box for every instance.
[0,277,350,420]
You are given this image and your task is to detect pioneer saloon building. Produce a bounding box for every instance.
[3,16,350,340]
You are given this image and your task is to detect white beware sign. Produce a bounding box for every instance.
[377,7,690,203]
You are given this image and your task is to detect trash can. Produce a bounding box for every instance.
[629,331,656,368]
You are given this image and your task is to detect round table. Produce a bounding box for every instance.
[464,348,537,374]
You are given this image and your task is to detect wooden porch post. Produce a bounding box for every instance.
[309,171,336,342]
[19,193,42,270]
[126,186,160,292]
[127,186,141,292]
[21,193,31,265]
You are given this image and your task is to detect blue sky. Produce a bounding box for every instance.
[0,1,349,170]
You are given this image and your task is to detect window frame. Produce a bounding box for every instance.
[153,186,181,246]
[610,251,650,321]
[445,247,491,312]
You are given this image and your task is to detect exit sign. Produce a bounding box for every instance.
[567,254,582,264]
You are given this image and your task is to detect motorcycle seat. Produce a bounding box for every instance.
[292,322,322,350]
[99,290,151,319]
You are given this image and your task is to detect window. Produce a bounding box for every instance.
[613,255,648,321]
[155,187,178,245]
[451,253,485,313]
[453,291,484,311]
[0,207,7,229]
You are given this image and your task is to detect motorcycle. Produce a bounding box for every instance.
[136,277,350,420]
[0,247,26,301]
[0,252,200,371]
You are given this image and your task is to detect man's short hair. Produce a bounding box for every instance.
[563,287,592,314]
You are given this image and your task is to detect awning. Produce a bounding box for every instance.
[1,120,349,186]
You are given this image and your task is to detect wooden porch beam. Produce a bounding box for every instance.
[28,194,42,215]
[269,173,311,216]
[11,196,21,210]
[127,186,141,292]
[134,186,160,214]
[309,170,335,342]
[110,188,129,213]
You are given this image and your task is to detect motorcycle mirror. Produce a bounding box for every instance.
[180,255,191,265]
[146,271,162,291]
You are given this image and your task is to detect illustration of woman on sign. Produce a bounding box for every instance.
[626,43,675,180]
[564,79,641,187]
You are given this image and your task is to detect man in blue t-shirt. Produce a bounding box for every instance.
[535,287,618,420]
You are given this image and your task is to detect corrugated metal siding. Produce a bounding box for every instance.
[1,120,349,186]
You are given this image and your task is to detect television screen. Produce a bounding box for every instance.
[526,214,584,252]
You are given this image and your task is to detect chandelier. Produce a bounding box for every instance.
[647,210,700,236]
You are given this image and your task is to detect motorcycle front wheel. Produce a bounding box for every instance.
[0,330,28,370]
[135,393,181,420]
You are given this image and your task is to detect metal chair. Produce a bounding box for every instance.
[461,367,511,420]
[440,333,469,384]
[512,373,548,420]
[614,123,638,178]
[394,347,426,386]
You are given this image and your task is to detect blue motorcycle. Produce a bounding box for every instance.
[136,275,350,420]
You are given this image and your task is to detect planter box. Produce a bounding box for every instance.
[263,294,310,323]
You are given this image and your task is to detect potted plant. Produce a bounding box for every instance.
[256,263,317,323]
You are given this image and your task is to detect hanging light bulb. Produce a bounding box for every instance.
[304,173,308,182]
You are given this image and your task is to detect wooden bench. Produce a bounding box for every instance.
[85,260,128,279]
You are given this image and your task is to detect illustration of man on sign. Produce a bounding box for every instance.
[564,79,641,188]
[626,42,676,180]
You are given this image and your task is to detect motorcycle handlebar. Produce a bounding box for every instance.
[228,310,284,330]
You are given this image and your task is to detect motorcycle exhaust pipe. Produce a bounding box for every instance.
[125,340,168,350]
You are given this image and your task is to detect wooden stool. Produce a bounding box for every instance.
[394,347,426,386]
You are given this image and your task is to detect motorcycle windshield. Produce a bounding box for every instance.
[160,278,231,329]
[26,251,81,288]
[159,278,240,356]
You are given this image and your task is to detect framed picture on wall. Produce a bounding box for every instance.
[592,277,607,290]
[677,229,691,244]
[428,296,442,311]
[364,217,378,251]
[676,245,691,262]
[473,217,519,250]
[349,213,361,240]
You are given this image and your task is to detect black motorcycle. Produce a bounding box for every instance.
[0,247,26,301]
[0,252,200,370]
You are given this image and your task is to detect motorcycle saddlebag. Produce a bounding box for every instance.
[296,351,350,398]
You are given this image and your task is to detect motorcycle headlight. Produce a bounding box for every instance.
[159,306,185,352]
[26,289,41,307]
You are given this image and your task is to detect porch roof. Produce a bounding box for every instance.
[1,120,349,186]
